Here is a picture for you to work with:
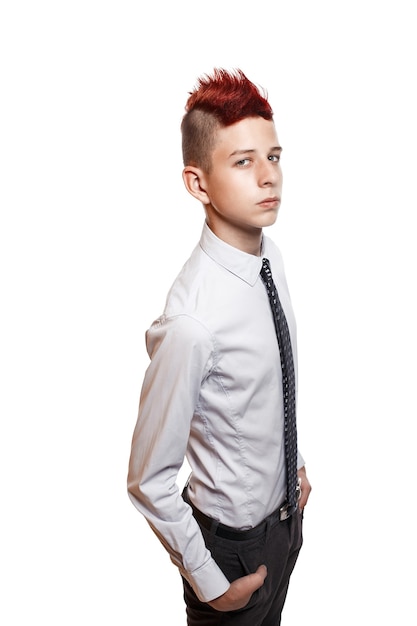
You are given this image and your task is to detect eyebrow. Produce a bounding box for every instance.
[228,146,283,158]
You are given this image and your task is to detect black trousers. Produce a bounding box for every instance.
[182,506,303,625]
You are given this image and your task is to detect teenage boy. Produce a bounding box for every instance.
[127,68,312,625]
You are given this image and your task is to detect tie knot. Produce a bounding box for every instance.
[260,258,272,282]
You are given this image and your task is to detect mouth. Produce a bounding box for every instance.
[258,196,280,209]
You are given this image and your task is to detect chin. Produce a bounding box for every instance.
[260,212,278,228]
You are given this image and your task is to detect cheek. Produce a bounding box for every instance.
[209,178,235,205]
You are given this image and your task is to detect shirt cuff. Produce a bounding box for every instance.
[187,557,230,603]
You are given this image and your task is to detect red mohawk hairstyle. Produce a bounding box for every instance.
[185,68,273,126]
[181,68,273,172]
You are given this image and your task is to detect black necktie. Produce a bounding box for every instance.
[260,258,298,508]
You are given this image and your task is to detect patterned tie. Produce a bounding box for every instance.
[260,258,299,508]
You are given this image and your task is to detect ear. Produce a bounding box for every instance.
[182,166,210,205]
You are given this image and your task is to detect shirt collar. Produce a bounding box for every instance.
[199,222,265,286]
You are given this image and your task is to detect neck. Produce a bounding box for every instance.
[205,217,263,256]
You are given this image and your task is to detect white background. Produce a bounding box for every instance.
[1,1,416,624]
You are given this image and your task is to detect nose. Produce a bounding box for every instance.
[258,159,280,187]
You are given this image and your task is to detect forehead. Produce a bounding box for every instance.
[213,117,279,154]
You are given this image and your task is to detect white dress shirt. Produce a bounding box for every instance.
[127,222,304,602]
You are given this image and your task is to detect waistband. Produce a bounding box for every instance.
[183,489,298,541]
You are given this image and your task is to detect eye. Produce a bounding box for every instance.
[268,153,281,163]
[235,158,251,167]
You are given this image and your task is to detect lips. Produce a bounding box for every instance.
[258,197,280,207]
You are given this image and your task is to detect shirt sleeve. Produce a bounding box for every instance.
[297,451,305,469]
[127,313,230,602]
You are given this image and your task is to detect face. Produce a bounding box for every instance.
[199,116,283,250]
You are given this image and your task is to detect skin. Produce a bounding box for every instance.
[183,115,312,611]
[183,116,282,255]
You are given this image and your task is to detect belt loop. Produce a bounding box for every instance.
[209,518,219,542]
[264,516,272,544]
